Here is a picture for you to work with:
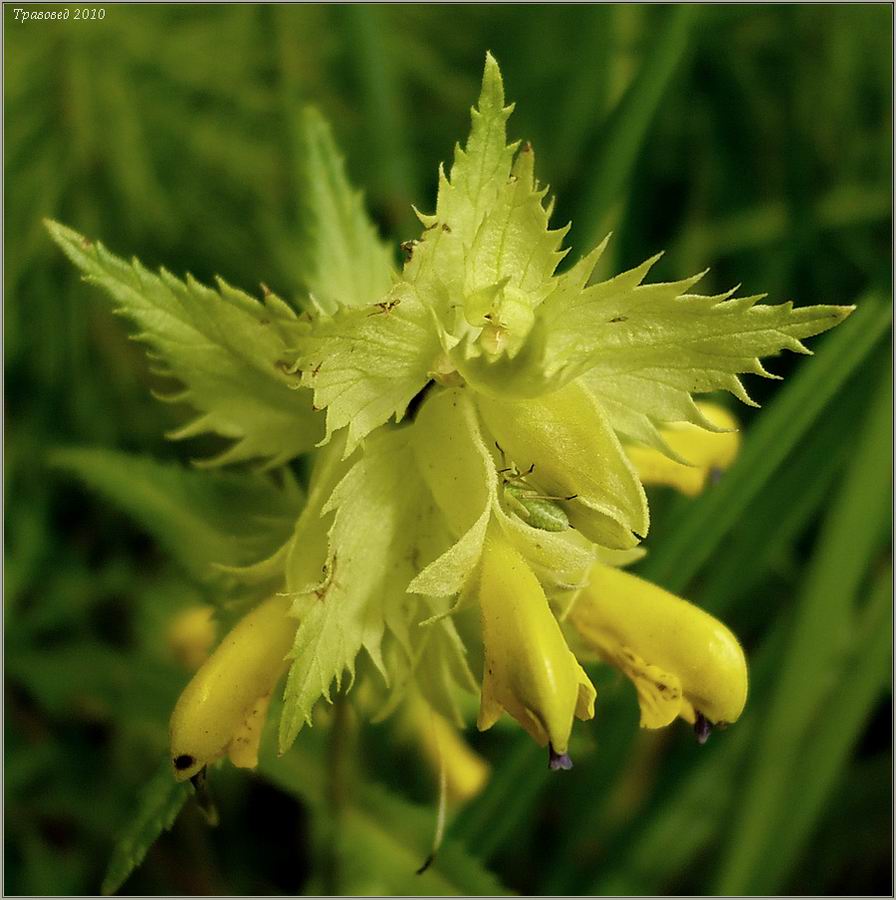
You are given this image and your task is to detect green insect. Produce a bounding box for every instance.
[495,444,576,532]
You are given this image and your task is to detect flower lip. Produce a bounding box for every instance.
[569,564,748,732]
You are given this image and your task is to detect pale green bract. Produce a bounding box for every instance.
[297,53,851,454]
[47,52,852,754]
[47,220,320,468]
[295,107,395,315]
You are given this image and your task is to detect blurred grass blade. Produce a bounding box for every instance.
[593,730,751,895]
[755,566,892,892]
[338,5,420,235]
[585,617,790,895]
[714,361,893,893]
[550,6,613,184]
[50,447,301,582]
[697,357,877,616]
[639,295,891,593]
[574,4,698,247]
[447,736,545,857]
[101,758,193,895]
[539,686,641,894]
[258,721,511,896]
[671,181,891,269]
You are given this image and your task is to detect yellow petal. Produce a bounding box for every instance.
[413,703,491,806]
[626,403,741,496]
[569,564,747,732]
[477,529,595,760]
[167,605,217,671]
[227,691,274,769]
[612,645,684,728]
[169,594,296,780]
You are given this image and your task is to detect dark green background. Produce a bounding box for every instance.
[5,4,892,895]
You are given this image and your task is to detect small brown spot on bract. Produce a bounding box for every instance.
[174,754,195,771]
[441,223,452,233]
[368,299,400,317]
[609,315,628,324]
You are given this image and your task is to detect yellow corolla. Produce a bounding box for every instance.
[166,605,217,671]
[169,593,297,780]
[477,529,596,768]
[626,402,741,496]
[406,697,491,806]
[569,563,747,740]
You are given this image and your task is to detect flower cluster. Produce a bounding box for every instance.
[49,54,851,781]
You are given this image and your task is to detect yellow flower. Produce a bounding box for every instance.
[626,402,741,496]
[569,563,748,740]
[477,528,596,768]
[403,694,491,806]
[167,605,217,671]
[169,594,297,780]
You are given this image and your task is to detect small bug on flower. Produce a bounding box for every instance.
[495,443,576,532]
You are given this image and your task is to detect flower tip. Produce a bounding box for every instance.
[694,712,713,745]
[548,744,574,771]
[416,852,436,876]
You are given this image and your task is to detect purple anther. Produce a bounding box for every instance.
[548,744,574,770]
[694,712,713,745]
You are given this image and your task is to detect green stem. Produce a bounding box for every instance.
[321,692,351,895]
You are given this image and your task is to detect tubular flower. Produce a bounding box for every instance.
[169,594,297,780]
[477,529,595,767]
[401,693,491,807]
[167,605,217,671]
[569,564,748,739]
[626,402,741,496]
[50,53,852,775]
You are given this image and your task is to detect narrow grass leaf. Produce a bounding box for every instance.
[756,566,892,892]
[574,5,698,247]
[101,759,193,895]
[50,446,301,582]
[714,362,893,892]
[639,295,891,593]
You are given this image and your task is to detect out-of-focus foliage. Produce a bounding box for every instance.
[5,4,891,895]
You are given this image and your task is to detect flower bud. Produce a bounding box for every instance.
[626,402,741,496]
[477,530,595,759]
[569,564,747,732]
[408,698,490,806]
[167,605,216,671]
